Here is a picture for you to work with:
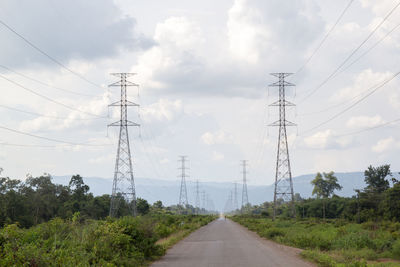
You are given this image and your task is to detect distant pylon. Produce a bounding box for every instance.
[269,73,296,219]
[108,73,140,217]
[233,182,239,211]
[201,190,206,212]
[241,160,249,210]
[195,180,200,214]
[178,156,189,207]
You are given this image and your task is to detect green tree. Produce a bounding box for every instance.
[364,164,391,193]
[153,200,163,210]
[311,171,342,219]
[137,198,150,215]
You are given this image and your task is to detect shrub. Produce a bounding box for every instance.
[263,228,285,239]
[392,239,400,259]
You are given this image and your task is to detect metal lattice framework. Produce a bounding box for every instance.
[178,155,189,207]
[241,160,249,210]
[195,180,200,214]
[108,73,139,217]
[233,182,238,211]
[269,73,296,219]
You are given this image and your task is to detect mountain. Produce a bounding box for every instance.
[53,171,383,211]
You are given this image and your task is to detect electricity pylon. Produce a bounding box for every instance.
[269,73,296,219]
[178,156,189,207]
[241,160,249,210]
[108,73,140,217]
[195,180,200,214]
[233,182,239,211]
[201,190,206,212]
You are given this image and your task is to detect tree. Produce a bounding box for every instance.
[137,198,150,215]
[153,200,163,210]
[364,165,391,193]
[311,171,342,219]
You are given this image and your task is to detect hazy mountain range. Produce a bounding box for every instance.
[52,171,398,211]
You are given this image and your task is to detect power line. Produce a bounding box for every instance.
[0,74,107,118]
[295,0,355,74]
[299,18,400,117]
[299,0,400,103]
[0,18,102,89]
[0,104,104,121]
[0,124,112,146]
[0,65,99,97]
[334,20,400,78]
[300,71,400,135]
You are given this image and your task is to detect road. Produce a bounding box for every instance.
[151,218,314,267]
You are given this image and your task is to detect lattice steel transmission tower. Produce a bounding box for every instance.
[233,182,239,211]
[195,180,200,214]
[178,156,189,207]
[241,160,249,210]
[269,73,296,219]
[201,190,206,212]
[108,73,140,217]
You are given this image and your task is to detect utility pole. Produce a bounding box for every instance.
[269,73,296,219]
[178,156,189,207]
[108,73,139,217]
[195,180,200,214]
[233,182,238,211]
[241,160,249,211]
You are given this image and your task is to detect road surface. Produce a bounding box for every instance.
[151,218,314,267]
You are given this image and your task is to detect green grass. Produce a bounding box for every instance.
[232,216,400,267]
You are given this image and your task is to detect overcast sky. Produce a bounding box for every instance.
[0,0,400,187]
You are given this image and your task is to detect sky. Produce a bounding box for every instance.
[0,0,400,187]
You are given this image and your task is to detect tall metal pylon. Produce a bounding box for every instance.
[195,180,200,214]
[108,73,140,217]
[233,182,239,211]
[241,160,249,210]
[201,190,206,212]
[178,156,189,207]
[269,73,296,219]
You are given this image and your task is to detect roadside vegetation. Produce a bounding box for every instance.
[0,171,216,266]
[232,164,400,266]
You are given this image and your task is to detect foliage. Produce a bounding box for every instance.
[0,214,215,266]
[364,165,391,193]
[232,216,400,266]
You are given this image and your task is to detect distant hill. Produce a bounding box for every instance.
[53,171,388,211]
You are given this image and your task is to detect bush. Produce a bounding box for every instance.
[263,228,285,239]
[392,239,400,259]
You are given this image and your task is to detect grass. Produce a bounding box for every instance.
[232,216,400,267]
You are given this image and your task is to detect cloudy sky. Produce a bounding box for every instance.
[0,0,399,187]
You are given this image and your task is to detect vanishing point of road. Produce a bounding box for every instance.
[151,217,314,267]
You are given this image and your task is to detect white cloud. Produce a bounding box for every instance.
[346,115,384,129]
[201,130,233,145]
[227,0,272,63]
[332,69,393,102]
[18,92,110,132]
[302,130,352,150]
[140,98,183,122]
[303,130,334,149]
[133,16,205,91]
[372,136,397,153]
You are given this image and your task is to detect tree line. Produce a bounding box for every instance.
[0,173,159,228]
[248,164,400,222]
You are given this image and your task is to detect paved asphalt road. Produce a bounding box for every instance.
[151,218,314,267]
